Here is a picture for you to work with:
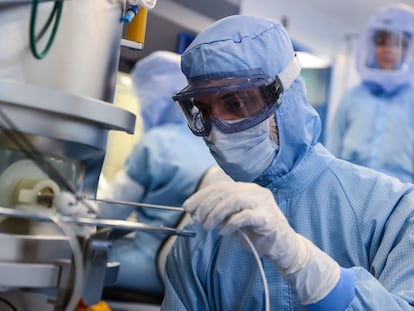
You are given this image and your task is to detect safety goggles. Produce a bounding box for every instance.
[173,57,301,136]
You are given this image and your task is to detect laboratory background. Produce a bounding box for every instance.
[0,0,412,311]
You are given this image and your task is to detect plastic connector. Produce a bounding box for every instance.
[122,5,139,24]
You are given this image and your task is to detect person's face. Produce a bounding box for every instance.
[195,88,267,122]
[374,32,408,70]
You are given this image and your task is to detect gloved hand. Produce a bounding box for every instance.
[184,181,340,305]
[54,191,97,237]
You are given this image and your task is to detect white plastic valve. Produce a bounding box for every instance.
[16,178,60,207]
[0,159,59,209]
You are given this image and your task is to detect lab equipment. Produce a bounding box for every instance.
[121,0,156,50]
[0,1,193,310]
[122,5,139,24]
[93,198,184,212]
[29,0,64,59]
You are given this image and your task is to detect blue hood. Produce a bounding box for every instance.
[181,15,321,179]
[356,3,414,93]
[131,51,187,131]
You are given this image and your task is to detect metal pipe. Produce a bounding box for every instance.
[88,197,184,212]
[0,206,195,237]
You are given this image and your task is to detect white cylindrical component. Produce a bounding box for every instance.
[0,160,59,208]
[16,178,60,207]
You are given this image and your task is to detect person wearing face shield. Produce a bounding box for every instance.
[161,15,414,310]
[326,3,414,183]
[98,51,217,296]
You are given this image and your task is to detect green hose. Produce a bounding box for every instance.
[29,0,64,60]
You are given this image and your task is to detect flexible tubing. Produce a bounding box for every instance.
[238,231,270,311]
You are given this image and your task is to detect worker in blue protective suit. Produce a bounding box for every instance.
[161,15,414,310]
[325,3,414,183]
[99,51,217,295]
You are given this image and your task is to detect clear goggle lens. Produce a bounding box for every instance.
[173,75,282,136]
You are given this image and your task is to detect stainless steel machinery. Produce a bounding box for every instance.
[0,1,191,310]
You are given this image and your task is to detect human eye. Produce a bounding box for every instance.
[221,93,248,117]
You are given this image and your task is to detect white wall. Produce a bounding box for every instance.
[151,0,215,33]
[240,0,355,57]
[101,72,143,182]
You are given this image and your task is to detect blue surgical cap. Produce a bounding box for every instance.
[181,15,295,82]
[131,51,188,131]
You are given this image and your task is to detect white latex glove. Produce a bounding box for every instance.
[184,181,340,305]
[53,191,97,237]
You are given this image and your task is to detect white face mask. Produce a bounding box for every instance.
[204,117,279,182]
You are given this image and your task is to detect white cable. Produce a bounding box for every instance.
[238,230,270,311]
[53,214,84,311]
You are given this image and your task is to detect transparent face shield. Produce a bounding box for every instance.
[173,57,301,136]
[362,30,413,72]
